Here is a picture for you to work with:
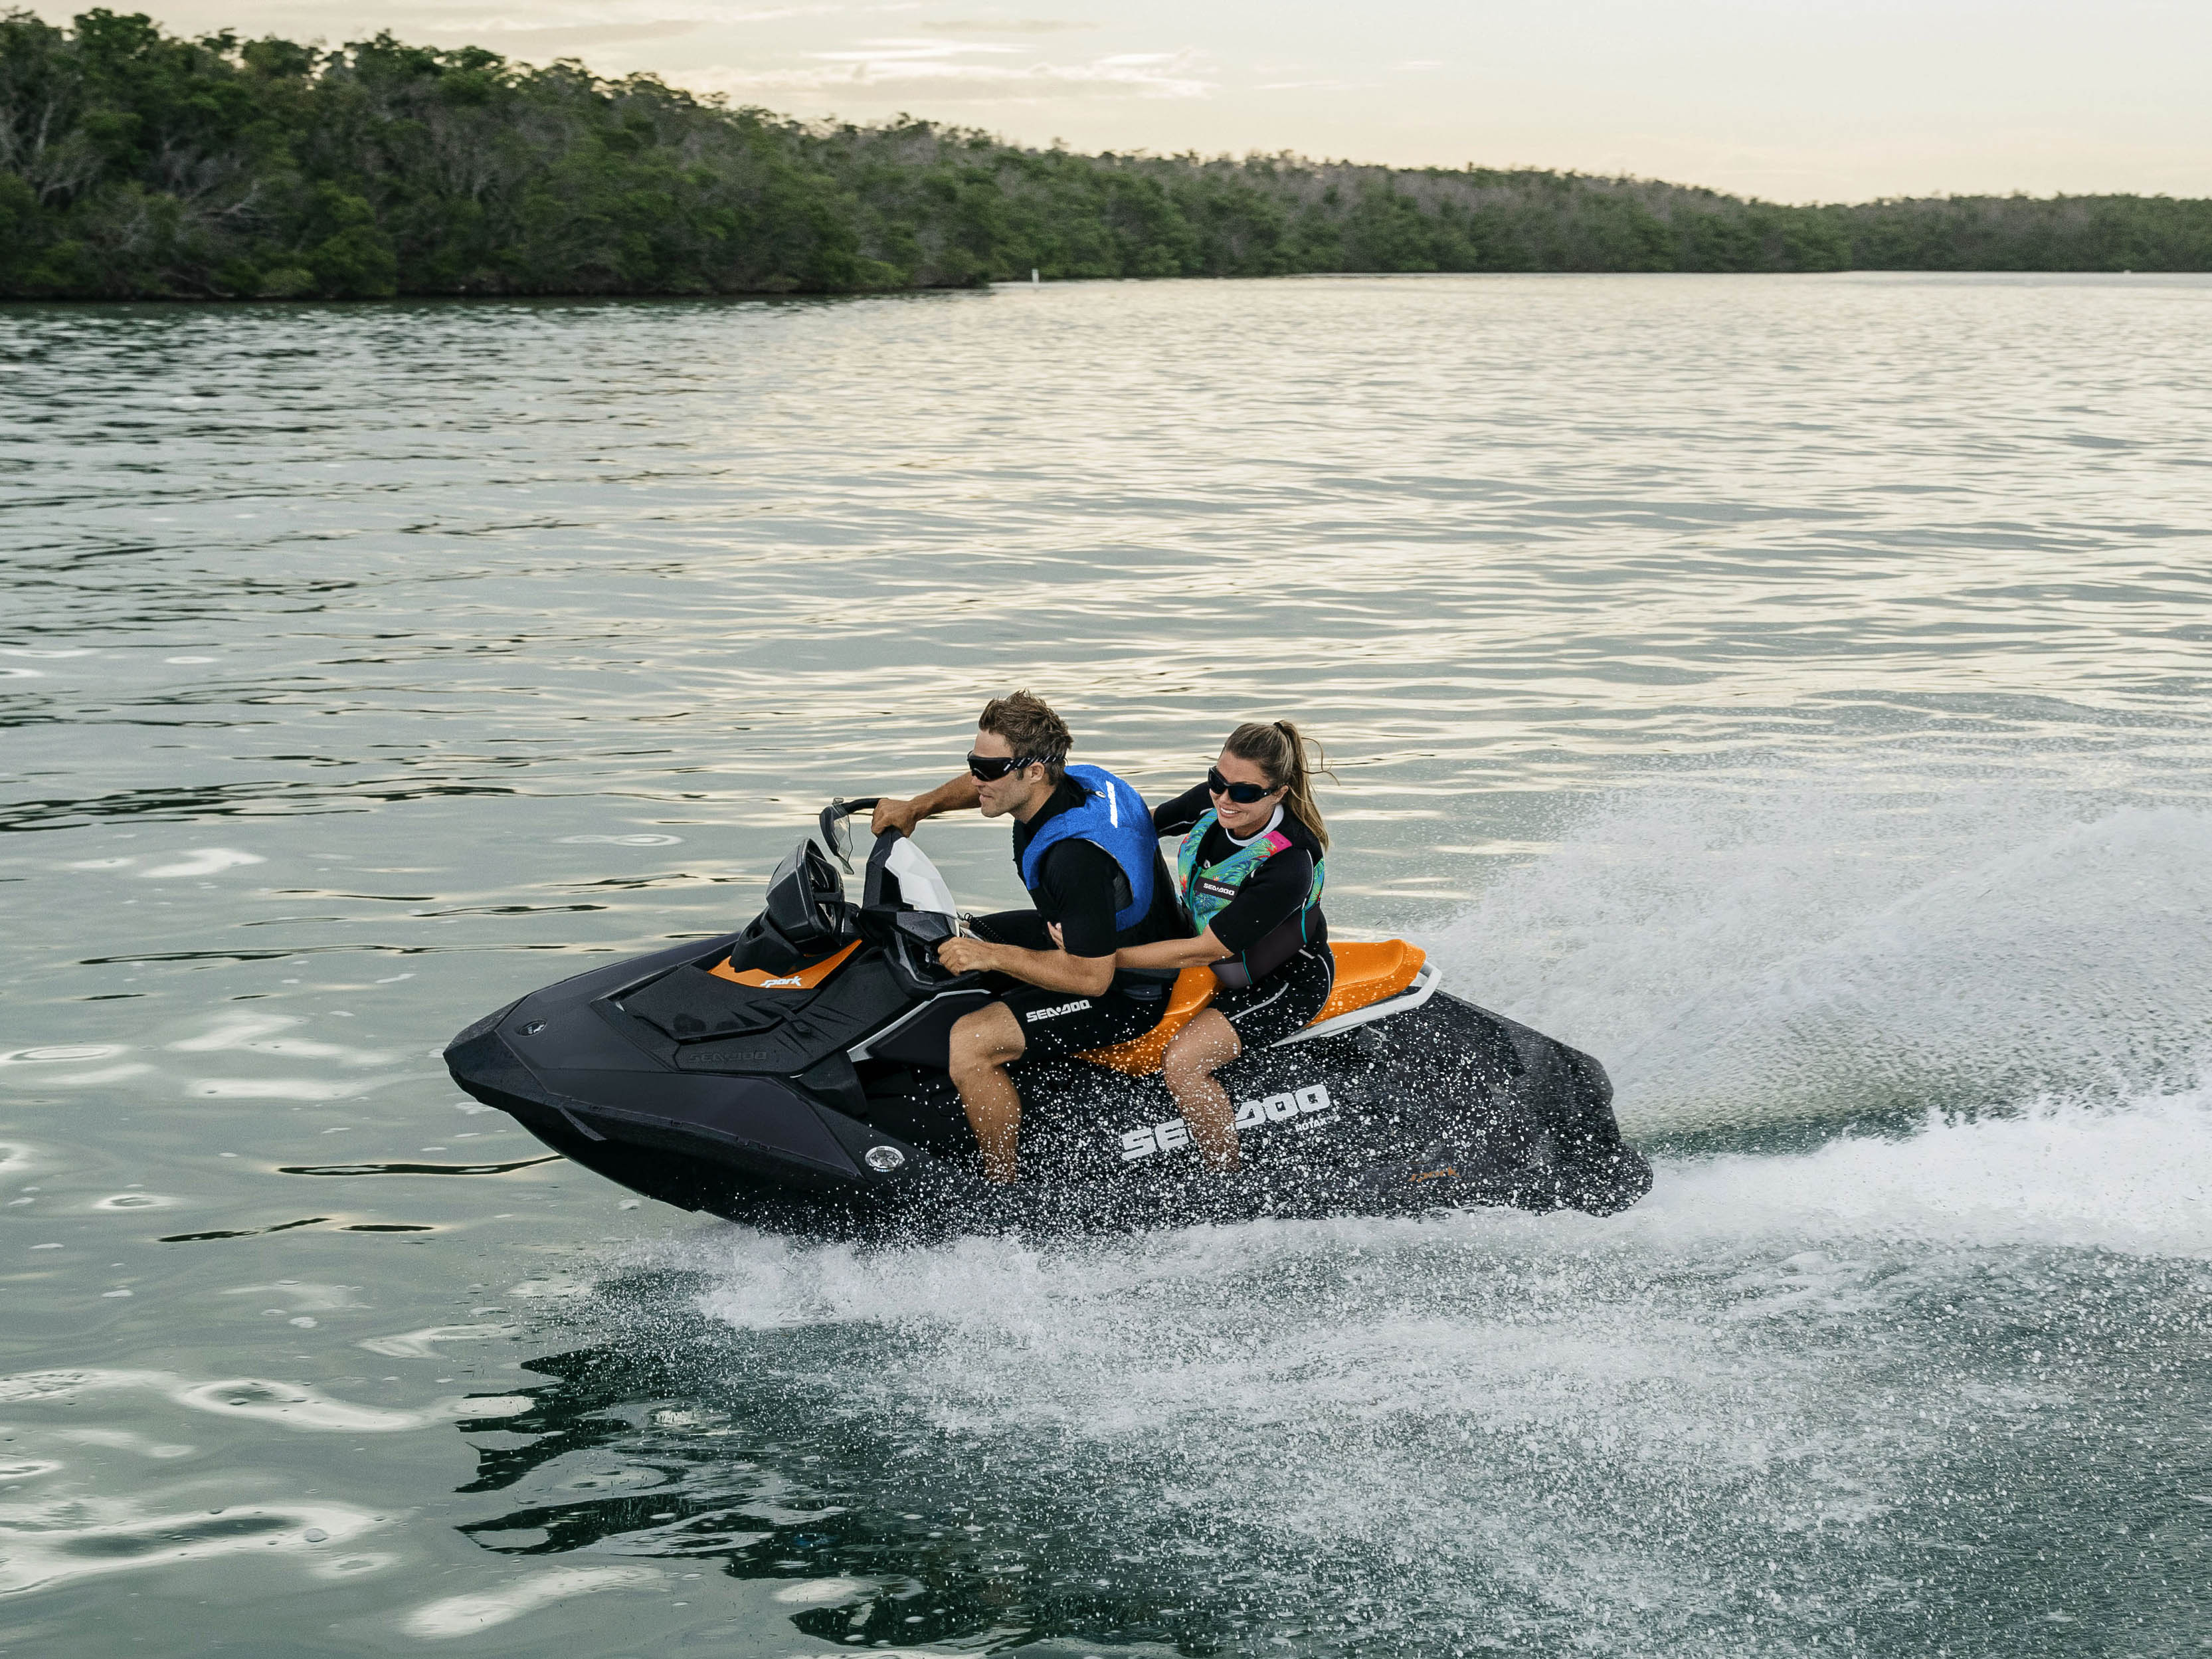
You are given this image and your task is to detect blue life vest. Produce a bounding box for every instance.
[1016,763,1158,935]
[1175,807,1325,935]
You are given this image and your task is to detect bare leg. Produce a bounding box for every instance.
[1160,1009,1244,1172]
[948,1001,1028,1184]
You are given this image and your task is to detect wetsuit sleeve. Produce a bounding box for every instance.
[1206,848,1316,955]
[1036,840,1122,959]
[971,910,1051,951]
[1152,783,1214,838]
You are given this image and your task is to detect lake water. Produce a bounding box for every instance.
[3,273,2209,1656]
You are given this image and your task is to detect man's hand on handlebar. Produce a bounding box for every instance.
[935,935,1000,977]
[870,797,927,838]
[871,774,981,838]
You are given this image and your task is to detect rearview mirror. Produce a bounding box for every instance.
[816,797,881,872]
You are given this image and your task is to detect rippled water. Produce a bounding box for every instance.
[3,274,2211,1656]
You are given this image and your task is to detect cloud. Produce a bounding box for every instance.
[699,39,1212,100]
[811,37,1024,60]
[409,3,843,32]
[919,17,1099,33]
[416,21,710,49]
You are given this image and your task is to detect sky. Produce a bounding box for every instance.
[54,1,2212,201]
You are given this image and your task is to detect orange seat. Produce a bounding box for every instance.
[1079,939,1427,1077]
[1308,939,1426,1024]
[1078,967,1218,1076]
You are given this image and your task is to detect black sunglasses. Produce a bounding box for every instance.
[967,751,1045,782]
[1208,767,1281,805]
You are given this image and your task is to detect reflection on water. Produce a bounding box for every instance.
[3,274,2211,1654]
[277,1156,563,1175]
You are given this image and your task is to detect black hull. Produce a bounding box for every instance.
[446,942,1649,1241]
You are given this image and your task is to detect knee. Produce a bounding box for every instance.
[947,1032,990,1082]
[948,1013,1012,1080]
[1161,1038,1217,1092]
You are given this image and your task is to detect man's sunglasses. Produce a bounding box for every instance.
[1208,767,1281,805]
[967,752,1046,782]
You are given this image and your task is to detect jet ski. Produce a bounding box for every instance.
[444,801,1651,1237]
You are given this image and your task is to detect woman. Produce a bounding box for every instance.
[1114,720,1333,1171]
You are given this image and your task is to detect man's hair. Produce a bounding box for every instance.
[978,690,1072,783]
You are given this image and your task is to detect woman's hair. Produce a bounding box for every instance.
[978,689,1072,781]
[1223,720,1331,853]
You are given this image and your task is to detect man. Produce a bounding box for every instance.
[872,690,1186,1183]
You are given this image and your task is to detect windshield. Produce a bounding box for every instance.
[814,798,960,914]
[879,836,960,918]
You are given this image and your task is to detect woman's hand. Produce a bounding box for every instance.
[1113,927,1232,972]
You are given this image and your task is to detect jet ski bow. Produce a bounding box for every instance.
[443,801,1651,1236]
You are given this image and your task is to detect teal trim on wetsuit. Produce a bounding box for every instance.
[1174,806,1325,935]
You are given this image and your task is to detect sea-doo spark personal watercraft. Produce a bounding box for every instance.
[444,802,1650,1236]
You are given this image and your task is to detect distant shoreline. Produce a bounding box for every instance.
[8,269,2203,312]
[7,13,2207,303]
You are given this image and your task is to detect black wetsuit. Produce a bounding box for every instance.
[974,775,1187,1061]
[1154,783,1335,1048]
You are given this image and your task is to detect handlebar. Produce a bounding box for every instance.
[878,908,986,996]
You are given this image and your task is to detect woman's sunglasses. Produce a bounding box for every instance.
[1208,767,1281,805]
[967,752,1045,781]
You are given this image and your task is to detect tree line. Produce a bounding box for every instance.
[5,10,2207,301]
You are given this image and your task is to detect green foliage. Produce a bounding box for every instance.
[4,11,2208,300]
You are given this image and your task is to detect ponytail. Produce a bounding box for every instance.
[1222,720,1332,854]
